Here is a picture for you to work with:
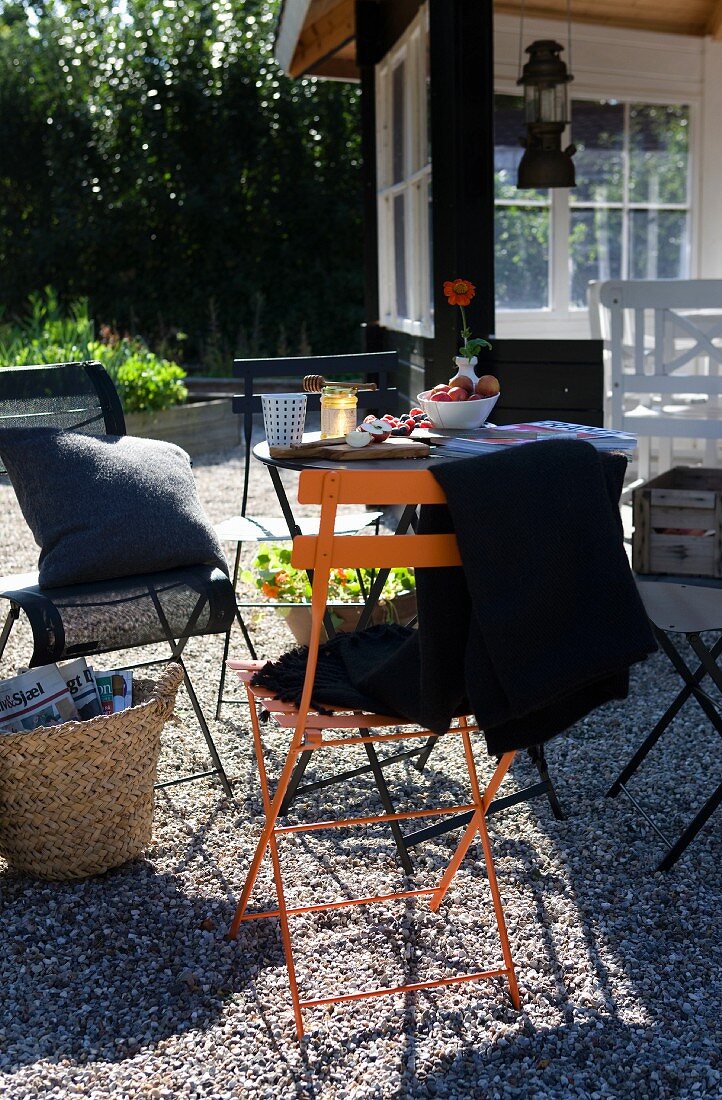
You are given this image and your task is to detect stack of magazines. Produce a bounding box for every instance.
[417,421,637,457]
[0,658,134,734]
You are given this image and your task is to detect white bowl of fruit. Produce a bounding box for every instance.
[417,373,500,429]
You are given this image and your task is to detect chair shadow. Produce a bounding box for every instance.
[0,860,277,1072]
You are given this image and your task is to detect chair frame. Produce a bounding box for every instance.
[248,476,566,869]
[607,575,722,870]
[228,468,521,1036]
[595,279,722,479]
[214,352,396,717]
[0,361,234,796]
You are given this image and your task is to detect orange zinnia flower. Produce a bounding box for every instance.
[443,279,476,307]
[261,581,279,599]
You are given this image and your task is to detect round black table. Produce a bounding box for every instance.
[252,437,442,542]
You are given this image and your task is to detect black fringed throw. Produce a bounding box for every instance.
[252,439,657,754]
[250,622,414,715]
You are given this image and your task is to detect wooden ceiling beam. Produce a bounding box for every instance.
[289,0,356,78]
[707,0,722,39]
[494,1,709,37]
[311,57,359,80]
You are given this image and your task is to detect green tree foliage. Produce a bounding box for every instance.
[0,0,363,364]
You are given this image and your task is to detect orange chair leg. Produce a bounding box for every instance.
[430,744,519,1008]
[429,750,515,913]
[267,830,305,1036]
[475,789,521,1009]
[229,688,301,939]
[230,686,306,1034]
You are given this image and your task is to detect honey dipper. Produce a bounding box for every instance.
[302,374,378,393]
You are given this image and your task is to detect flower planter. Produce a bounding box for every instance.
[124,398,240,458]
[279,591,417,647]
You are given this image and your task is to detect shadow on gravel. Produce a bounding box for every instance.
[0,860,277,1071]
[400,1014,695,1098]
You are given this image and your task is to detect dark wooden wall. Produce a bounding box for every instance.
[485,340,605,426]
[355,0,605,424]
[429,0,494,371]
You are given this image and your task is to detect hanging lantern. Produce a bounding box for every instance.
[516,40,576,189]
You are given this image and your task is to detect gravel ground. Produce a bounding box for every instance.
[0,441,720,1100]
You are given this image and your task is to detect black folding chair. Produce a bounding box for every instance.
[607,574,722,870]
[213,352,398,717]
[0,361,236,796]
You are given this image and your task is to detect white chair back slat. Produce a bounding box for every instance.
[608,288,625,428]
[634,309,646,376]
[591,279,722,476]
[655,308,667,377]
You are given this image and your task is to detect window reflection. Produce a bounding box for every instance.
[493,95,691,313]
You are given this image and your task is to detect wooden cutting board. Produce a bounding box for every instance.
[269,436,430,460]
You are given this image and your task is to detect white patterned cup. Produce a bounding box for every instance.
[260,393,308,448]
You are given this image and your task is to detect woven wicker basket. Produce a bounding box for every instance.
[0,662,183,881]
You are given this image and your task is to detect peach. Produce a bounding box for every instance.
[429,391,452,402]
[430,384,451,394]
[448,374,474,393]
[475,374,500,397]
[448,387,468,402]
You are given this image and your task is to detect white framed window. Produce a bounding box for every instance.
[376,5,432,337]
[494,94,692,322]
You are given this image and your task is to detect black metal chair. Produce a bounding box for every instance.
[213,352,399,717]
[607,574,722,870]
[0,361,236,796]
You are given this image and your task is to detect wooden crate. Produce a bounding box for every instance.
[633,467,722,578]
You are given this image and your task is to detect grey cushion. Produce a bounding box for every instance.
[0,429,228,588]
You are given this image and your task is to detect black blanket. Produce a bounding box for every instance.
[252,439,657,754]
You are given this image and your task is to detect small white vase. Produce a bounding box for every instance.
[452,355,478,384]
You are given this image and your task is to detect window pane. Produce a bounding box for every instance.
[425,36,432,166]
[570,208,623,308]
[394,193,407,317]
[629,210,688,279]
[494,94,547,203]
[629,104,689,204]
[427,178,434,321]
[571,100,624,203]
[392,62,405,185]
[495,206,549,309]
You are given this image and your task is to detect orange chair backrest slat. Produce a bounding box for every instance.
[297,468,449,507]
[292,469,461,572]
[292,533,461,570]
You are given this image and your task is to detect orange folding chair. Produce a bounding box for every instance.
[228,468,520,1037]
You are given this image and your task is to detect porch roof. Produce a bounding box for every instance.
[276,0,722,79]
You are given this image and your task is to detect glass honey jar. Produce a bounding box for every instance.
[320,384,358,438]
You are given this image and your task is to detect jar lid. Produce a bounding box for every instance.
[321,384,357,395]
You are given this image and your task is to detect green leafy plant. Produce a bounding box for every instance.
[243,544,415,610]
[0,289,187,412]
[113,353,188,413]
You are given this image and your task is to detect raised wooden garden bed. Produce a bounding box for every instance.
[125,397,240,458]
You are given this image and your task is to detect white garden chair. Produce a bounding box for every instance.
[589,279,722,480]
